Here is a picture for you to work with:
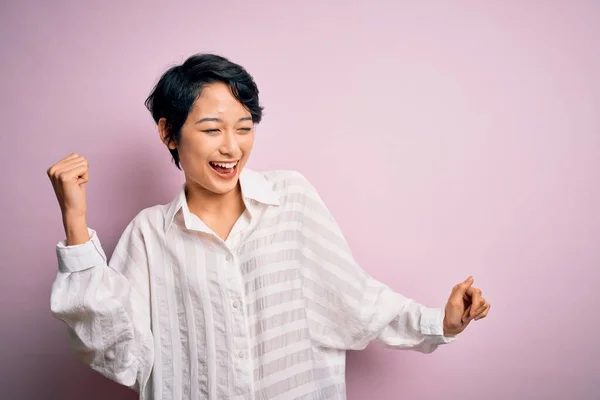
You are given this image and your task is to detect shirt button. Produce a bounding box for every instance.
[225,255,232,262]
[232,300,240,309]
[238,351,245,359]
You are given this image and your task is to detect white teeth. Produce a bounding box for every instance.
[211,161,237,169]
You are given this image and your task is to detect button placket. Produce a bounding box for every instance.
[223,249,248,373]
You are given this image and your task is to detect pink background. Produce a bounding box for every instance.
[1,1,599,399]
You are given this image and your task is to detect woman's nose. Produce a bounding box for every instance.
[220,131,239,155]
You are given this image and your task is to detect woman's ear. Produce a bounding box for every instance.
[158,118,177,150]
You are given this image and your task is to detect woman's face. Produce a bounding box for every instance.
[161,82,255,196]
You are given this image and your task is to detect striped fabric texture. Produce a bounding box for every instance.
[51,168,454,400]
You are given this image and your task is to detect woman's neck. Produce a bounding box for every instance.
[184,181,246,220]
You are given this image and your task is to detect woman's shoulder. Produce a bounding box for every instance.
[256,169,324,207]
[120,203,172,236]
[259,169,313,189]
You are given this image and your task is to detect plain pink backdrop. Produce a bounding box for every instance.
[1,1,599,399]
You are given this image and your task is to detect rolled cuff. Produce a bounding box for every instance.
[56,228,107,273]
[420,307,457,344]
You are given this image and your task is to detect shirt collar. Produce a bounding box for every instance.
[163,168,280,232]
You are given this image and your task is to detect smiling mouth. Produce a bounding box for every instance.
[209,160,239,175]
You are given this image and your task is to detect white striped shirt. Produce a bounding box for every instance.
[51,168,455,400]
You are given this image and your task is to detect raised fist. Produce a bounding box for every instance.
[47,153,89,218]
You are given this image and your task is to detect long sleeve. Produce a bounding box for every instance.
[293,172,456,353]
[50,221,154,393]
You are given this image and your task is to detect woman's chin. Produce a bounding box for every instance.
[206,175,240,195]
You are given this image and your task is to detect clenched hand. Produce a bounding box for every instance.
[47,153,90,245]
[443,276,490,336]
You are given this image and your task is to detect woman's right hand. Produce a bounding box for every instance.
[47,153,90,244]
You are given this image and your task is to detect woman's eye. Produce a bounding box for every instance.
[239,128,252,133]
[203,129,220,134]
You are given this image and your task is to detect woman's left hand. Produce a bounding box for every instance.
[443,276,490,336]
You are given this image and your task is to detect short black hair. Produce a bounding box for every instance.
[144,53,263,169]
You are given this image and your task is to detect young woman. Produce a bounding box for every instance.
[47,54,489,400]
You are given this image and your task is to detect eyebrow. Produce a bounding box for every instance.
[195,116,252,124]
